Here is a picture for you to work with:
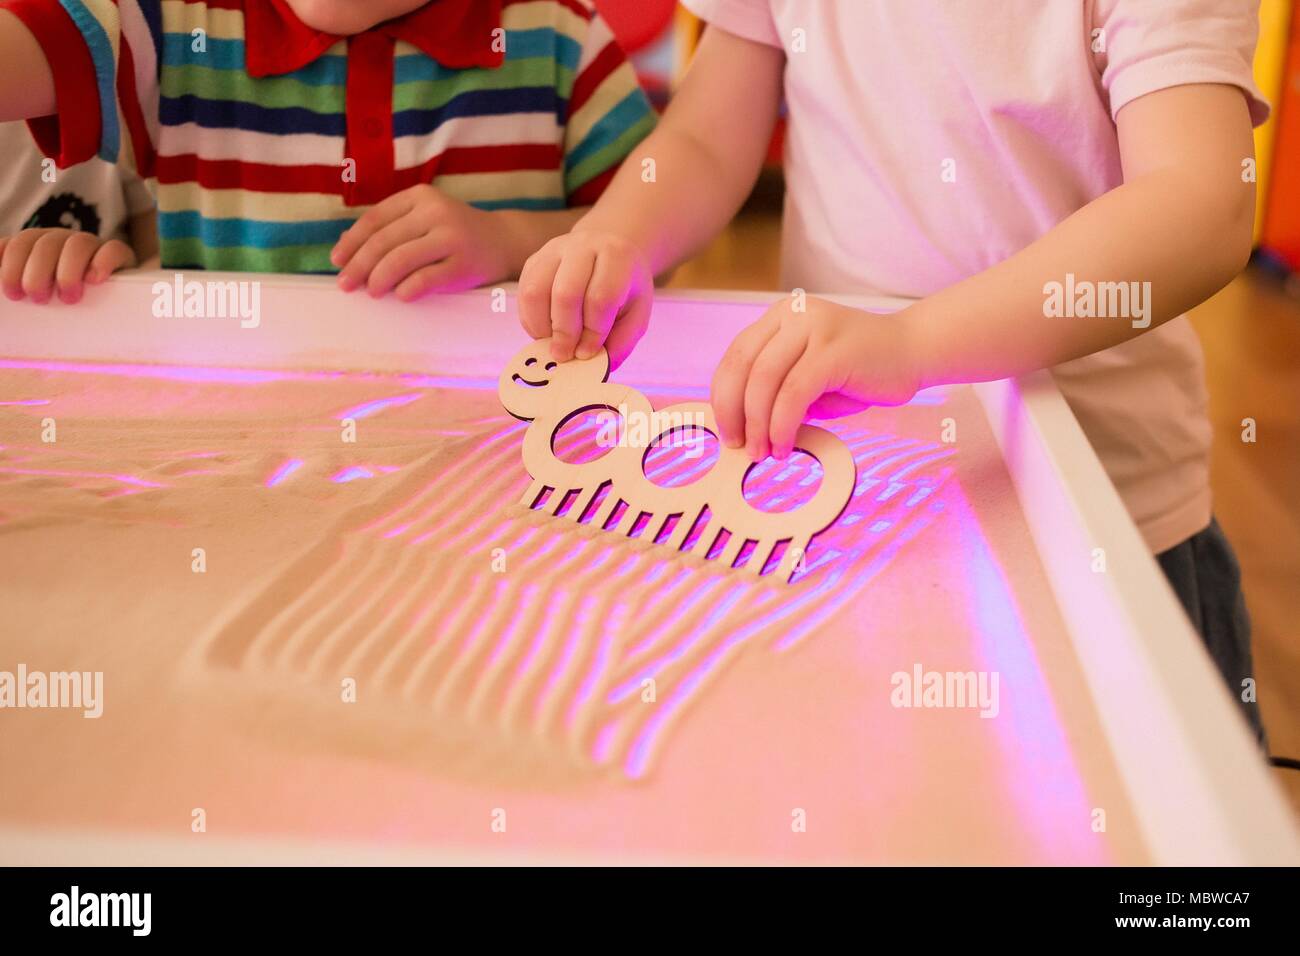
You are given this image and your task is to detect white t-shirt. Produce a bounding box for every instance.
[682,0,1268,553]
[0,121,154,243]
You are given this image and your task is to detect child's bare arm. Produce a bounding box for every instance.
[908,82,1255,387]
[710,83,1257,461]
[568,27,784,277]
[517,27,785,366]
[0,9,54,120]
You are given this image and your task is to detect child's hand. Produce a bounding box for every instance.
[0,228,137,304]
[711,295,924,461]
[330,184,512,299]
[517,229,653,369]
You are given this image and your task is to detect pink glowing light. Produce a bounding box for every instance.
[592,720,619,764]
[397,374,501,390]
[621,582,761,778]
[0,358,444,388]
[533,595,599,721]
[623,570,712,658]
[510,588,561,687]
[331,466,375,483]
[565,616,620,729]
[954,501,1106,862]
[608,581,739,704]
[861,443,932,475]
[265,458,304,487]
[891,448,957,479]
[0,358,296,384]
[334,393,424,420]
[359,419,525,534]
[0,466,165,488]
[482,584,538,671]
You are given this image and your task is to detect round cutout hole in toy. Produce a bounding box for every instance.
[742,450,824,513]
[642,425,721,488]
[551,405,623,465]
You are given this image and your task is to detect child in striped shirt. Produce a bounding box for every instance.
[0,0,655,302]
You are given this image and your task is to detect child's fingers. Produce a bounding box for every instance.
[330,193,414,268]
[603,291,652,371]
[0,230,42,300]
[548,245,598,361]
[742,326,808,461]
[54,231,103,302]
[365,235,454,297]
[517,243,561,340]
[394,258,470,301]
[575,249,630,359]
[336,218,425,291]
[710,317,778,449]
[21,231,68,302]
[768,356,828,460]
[86,239,137,284]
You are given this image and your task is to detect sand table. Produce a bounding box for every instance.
[0,356,1145,863]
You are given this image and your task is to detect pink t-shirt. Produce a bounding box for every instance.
[682,0,1268,553]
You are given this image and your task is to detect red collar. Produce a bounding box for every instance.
[243,0,505,77]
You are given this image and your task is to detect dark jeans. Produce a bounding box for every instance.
[1156,517,1265,745]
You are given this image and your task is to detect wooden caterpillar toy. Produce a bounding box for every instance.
[498,338,856,582]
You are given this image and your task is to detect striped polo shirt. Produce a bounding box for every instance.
[6,0,656,272]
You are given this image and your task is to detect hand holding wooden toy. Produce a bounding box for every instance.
[499,338,857,582]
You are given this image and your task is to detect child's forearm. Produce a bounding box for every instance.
[910,170,1253,387]
[0,9,54,120]
[575,124,767,276]
[909,84,1256,388]
[572,27,784,275]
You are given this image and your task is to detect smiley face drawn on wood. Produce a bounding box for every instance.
[498,338,857,582]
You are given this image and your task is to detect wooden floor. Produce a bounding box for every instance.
[1190,269,1300,816]
[670,208,1300,818]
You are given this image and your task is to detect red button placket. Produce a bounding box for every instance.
[343,31,397,206]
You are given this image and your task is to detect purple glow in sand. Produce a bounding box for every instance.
[0,466,165,489]
[331,465,375,483]
[265,459,304,487]
[334,393,424,420]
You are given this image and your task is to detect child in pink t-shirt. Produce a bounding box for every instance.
[517,0,1268,738]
